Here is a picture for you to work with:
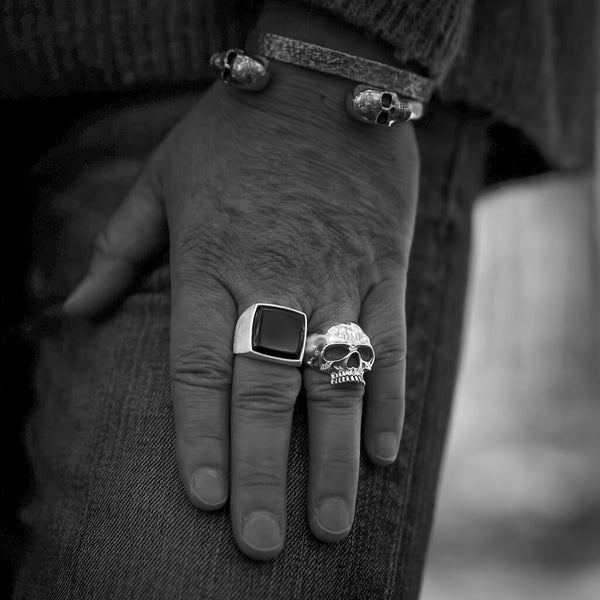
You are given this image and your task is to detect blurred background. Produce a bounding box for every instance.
[422,173,600,600]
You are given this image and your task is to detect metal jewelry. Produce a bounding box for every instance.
[212,33,432,127]
[210,49,271,91]
[347,85,424,126]
[304,323,375,385]
[233,303,307,367]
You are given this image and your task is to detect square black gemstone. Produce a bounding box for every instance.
[252,306,305,360]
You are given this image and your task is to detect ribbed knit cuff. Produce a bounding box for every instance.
[298,0,475,81]
[0,0,260,97]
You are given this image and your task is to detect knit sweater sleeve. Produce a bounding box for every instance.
[299,0,475,80]
[0,0,472,97]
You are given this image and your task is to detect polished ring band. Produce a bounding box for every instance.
[233,303,308,367]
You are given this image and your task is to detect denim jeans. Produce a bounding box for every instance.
[14,92,486,599]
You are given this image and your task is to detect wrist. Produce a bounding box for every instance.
[251,3,427,126]
[218,3,421,132]
[249,4,397,121]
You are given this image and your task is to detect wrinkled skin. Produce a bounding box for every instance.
[64,64,419,560]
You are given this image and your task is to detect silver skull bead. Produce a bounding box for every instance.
[306,323,375,385]
[347,84,413,126]
[210,49,271,91]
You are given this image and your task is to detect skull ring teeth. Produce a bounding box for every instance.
[304,323,375,385]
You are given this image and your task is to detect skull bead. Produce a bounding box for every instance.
[305,323,375,385]
[347,84,415,126]
[210,49,271,91]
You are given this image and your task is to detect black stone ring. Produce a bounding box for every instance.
[233,303,307,367]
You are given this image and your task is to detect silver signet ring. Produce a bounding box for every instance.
[233,303,307,367]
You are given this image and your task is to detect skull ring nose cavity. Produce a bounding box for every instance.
[304,323,375,385]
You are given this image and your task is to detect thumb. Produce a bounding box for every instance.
[63,169,166,317]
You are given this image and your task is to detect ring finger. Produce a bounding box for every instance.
[303,306,365,543]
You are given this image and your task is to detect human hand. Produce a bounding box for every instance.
[63,21,419,562]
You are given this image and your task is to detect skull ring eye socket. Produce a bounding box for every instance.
[357,345,374,362]
[381,93,393,109]
[225,50,239,66]
[322,344,350,362]
[221,50,240,82]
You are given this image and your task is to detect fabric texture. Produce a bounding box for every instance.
[300,0,474,79]
[14,93,486,599]
[0,0,596,171]
[439,0,596,172]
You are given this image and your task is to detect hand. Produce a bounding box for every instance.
[63,51,419,560]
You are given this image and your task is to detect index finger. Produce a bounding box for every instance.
[170,269,236,510]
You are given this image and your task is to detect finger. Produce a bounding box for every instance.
[303,306,364,543]
[170,272,236,511]
[63,170,166,317]
[360,280,406,466]
[229,303,303,560]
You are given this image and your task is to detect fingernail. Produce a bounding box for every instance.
[242,511,282,552]
[191,468,227,508]
[316,499,351,535]
[374,432,398,462]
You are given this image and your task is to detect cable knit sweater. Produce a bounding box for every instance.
[0,0,595,171]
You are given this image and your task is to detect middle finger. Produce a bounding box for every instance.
[230,305,303,560]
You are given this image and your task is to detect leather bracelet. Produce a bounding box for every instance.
[246,31,433,104]
[211,33,431,126]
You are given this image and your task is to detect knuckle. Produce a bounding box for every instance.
[177,412,226,446]
[173,232,206,265]
[376,238,409,273]
[234,379,296,415]
[93,228,119,260]
[171,349,230,445]
[373,338,406,370]
[318,445,358,471]
[170,233,230,291]
[170,347,231,392]
[170,256,219,293]
[176,424,225,448]
[237,461,285,491]
[307,379,365,407]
